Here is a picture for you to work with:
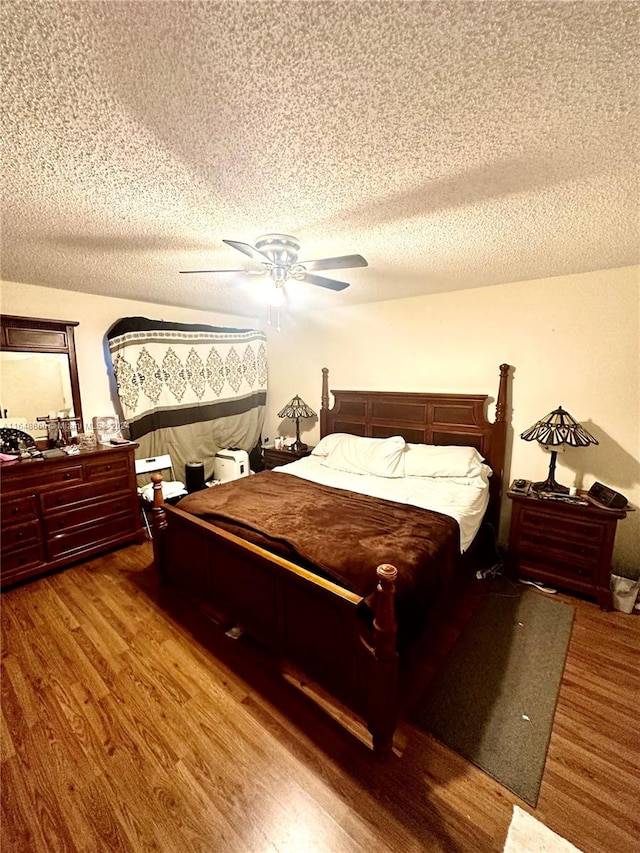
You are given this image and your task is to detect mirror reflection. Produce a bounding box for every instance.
[0,352,75,439]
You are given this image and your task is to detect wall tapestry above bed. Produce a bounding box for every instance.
[107,317,267,481]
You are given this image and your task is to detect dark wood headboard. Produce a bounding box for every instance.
[319,364,512,536]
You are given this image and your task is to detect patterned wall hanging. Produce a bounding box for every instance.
[106,316,267,481]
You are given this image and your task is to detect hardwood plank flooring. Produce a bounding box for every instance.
[1,543,638,852]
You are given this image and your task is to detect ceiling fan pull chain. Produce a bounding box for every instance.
[266,304,281,332]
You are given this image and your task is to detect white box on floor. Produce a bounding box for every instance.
[213,449,249,483]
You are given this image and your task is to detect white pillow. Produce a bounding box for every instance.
[321,434,406,478]
[404,443,485,478]
[311,433,353,457]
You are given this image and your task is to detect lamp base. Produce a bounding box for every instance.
[290,440,307,452]
[532,476,569,494]
[532,448,569,494]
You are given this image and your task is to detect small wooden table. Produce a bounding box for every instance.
[507,489,631,609]
[262,445,313,470]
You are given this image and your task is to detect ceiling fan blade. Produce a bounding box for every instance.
[180,270,246,274]
[179,268,254,274]
[222,239,272,265]
[298,254,368,272]
[299,272,350,291]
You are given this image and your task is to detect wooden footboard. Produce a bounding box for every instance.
[150,475,400,755]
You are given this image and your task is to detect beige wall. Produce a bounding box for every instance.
[264,266,639,575]
[2,268,638,574]
[0,279,263,430]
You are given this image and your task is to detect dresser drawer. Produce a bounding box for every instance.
[14,464,84,491]
[47,512,136,561]
[43,493,134,536]
[41,475,131,513]
[1,543,46,579]
[1,519,42,553]
[1,494,39,526]
[85,456,131,481]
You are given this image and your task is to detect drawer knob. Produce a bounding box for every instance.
[64,473,72,480]
[104,465,112,472]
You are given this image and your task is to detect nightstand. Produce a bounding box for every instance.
[263,445,314,470]
[507,489,631,610]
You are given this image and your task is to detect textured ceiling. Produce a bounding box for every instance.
[1,1,639,320]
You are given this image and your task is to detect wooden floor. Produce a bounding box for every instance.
[1,543,638,853]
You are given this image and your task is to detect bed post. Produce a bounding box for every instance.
[368,563,399,757]
[496,363,510,425]
[150,473,168,581]
[320,367,330,438]
[484,364,511,537]
[492,363,510,489]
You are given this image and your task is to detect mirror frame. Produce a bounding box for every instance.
[0,314,84,434]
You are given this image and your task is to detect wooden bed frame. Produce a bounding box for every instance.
[150,364,512,755]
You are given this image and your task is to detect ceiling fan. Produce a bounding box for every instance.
[180,234,368,293]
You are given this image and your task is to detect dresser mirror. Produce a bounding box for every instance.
[0,315,84,442]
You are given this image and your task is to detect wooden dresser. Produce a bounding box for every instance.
[1,444,143,589]
[507,489,630,609]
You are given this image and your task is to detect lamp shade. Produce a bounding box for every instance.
[277,395,316,452]
[520,406,598,493]
[277,395,316,420]
[520,406,598,448]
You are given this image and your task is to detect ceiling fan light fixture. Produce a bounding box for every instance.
[266,284,285,333]
[268,283,285,307]
[255,234,300,266]
[181,234,367,329]
[269,265,288,282]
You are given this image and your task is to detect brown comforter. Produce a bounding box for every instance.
[177,471,460,638]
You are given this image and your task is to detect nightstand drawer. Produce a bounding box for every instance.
[517,547,597,581]
[517,556,597,599]
[518,528,602,569]
[520,507,603,544]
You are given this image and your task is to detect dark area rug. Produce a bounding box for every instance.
[413,586,575,806]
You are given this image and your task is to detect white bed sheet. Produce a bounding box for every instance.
[271,455,491,553]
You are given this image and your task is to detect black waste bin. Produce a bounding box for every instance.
[185,461,205,493]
